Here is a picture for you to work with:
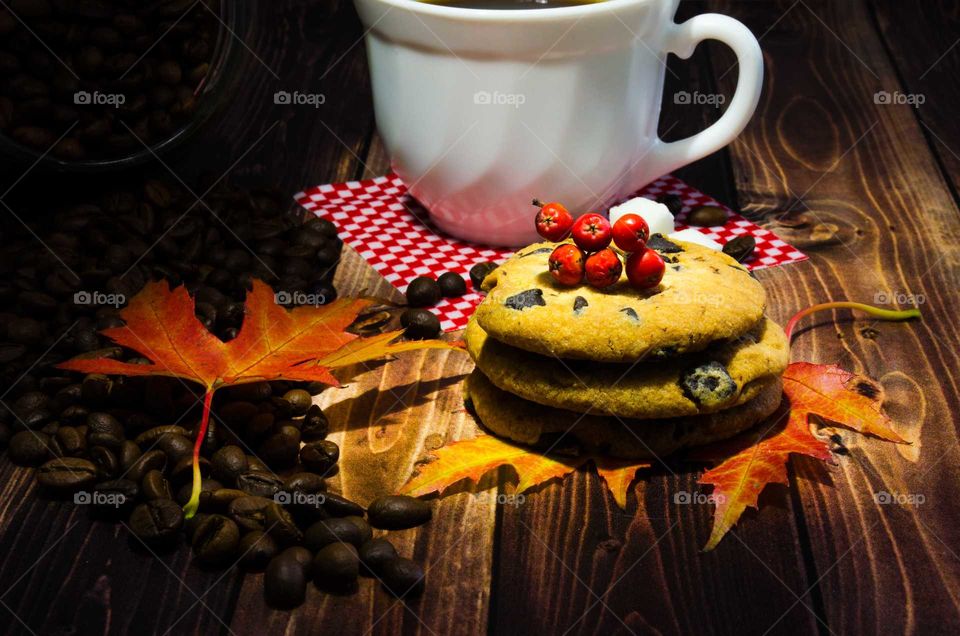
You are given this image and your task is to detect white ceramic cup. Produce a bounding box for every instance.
[352,0,763,246]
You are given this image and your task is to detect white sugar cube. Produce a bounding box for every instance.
[668,228,723,251]
[608,197,674,237]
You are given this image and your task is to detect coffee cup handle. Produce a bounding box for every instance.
[646,14,763,178]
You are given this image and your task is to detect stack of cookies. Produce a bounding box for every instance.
[463,236,789,459]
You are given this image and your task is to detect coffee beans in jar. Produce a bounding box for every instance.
[0,1,222,163]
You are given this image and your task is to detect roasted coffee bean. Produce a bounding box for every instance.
[282,389,312,416]
[91,479,138,514]
[437,272,467,297]
[203,488,247,512]
[142,469,174,501]
[259,425,301,467]
[304,518,363,551]
[135,425,189,447]
[265,547,311,608]
[191,514,240,564]
[686,205,728,227]
[129,499,183,543]
[300,405,329,440]
[367,495,432,530]
[54,426,86,456]
[313,543,359,592]
[126,449,167,483]
[657,193,684,216]
[236,471,284,498]
[359,538,398,577]
[321,492,365,518]
[246,412,275,438]
[90,445,119,478]
[59,404,89,425]
[722,235,756,262]
[183,512,210,542]
[238,530,278,571]
[211,445,248,484]
[8,430,52,465]
[224,381,272,402]
[245,455,270,473]
[119,440,141,472]
[400,309,441,340]
[86,412,124,448]
[469,261,498,290]
[283,472,325,494]
[264,501,303,545]
[228,495,273,532]
[37,457,97,491]
[299,439,339,474]
[406,276,441,307]
[156,433,193,464]
[344,515,372,545]
[382,558,425,598]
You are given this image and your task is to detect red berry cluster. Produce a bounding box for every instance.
[533,200,665,290]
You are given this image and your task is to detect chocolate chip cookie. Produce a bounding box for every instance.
[474,238,766,362]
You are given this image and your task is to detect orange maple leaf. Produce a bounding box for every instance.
[694,361,908,550]
[401,434,649,509]
[57,279,458,516]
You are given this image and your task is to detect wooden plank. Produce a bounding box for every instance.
[489,3,819,634]
[227,345,496,636]
[871,0,960,189]
[708,0,960,632]
[0,1,382,634]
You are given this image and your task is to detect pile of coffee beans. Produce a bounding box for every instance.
[3,373,431,607]
[0,177,340,397]
[0,0,220,161]
[0,176,439,608]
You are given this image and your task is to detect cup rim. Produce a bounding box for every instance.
[362,0,654,22]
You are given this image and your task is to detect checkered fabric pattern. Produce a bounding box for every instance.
[295,173,807,332]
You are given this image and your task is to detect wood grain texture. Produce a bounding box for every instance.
[871,0,960,189]
[710,0,960,633]
[488,4,818,635]
[3,0,960,634]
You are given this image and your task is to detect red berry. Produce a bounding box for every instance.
[548,244,585,286]
[625,248,665,289]
[612,213,650,252]
[534,200,574,241]
[584,248,623,289]
[570,213,611,251]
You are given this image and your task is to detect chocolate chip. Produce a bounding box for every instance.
[504,289,545,310]
[573,296,588,314]
[646,234,683,253]
[680,362,737,407]
[619,307,639,322]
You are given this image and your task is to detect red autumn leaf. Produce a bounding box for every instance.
[694,361,908,550]
[401,434,649,509]
[57,279,458,516]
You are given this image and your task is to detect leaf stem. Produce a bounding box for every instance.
[785,301,921,340]
[184,388,215,519]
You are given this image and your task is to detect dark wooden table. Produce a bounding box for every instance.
[2,0,960,634]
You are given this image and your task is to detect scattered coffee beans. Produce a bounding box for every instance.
[406,276,441,307]
[437,272,467,297]
[400,309,441,340]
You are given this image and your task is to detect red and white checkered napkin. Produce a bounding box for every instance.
[295,173,807,332]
